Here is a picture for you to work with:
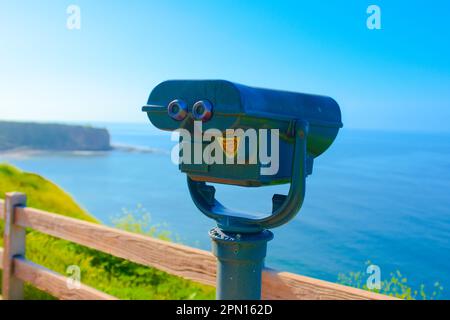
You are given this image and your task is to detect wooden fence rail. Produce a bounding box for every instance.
[0,193,395,300]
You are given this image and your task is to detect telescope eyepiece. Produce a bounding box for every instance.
[193,100,213,122]
[168,99,188,121]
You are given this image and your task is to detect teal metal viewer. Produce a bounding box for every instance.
[142,80,342,299]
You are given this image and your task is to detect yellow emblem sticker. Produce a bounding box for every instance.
[217,136,241,158]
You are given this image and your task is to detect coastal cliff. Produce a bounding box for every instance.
[0,121,111,151]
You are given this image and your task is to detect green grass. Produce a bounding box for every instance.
[0,163,215,300]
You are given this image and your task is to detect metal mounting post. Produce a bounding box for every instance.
[209,227,273,300]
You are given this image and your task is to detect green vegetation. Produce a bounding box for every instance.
[112,205,174,242]
[337,261,444,300]
[0,163,215,300]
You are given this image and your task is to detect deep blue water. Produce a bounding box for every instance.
[2,123,450,298]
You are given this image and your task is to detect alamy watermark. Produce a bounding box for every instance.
[367,5,382,30]
[171,121,280,176]
[366,264,381,290]
[67,5,81,30]
[66,265,81,290]
[65,5,381,31]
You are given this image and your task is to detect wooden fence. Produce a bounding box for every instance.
[0,192,395,300]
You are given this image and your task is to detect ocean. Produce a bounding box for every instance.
[2,123,450,298]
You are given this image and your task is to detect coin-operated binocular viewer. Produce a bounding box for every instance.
[142,80,342,299]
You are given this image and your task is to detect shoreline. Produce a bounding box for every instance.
[0,144,167,159]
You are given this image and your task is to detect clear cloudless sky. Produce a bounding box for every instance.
[1,0,449,131]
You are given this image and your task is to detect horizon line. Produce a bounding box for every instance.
[1,118,450,135]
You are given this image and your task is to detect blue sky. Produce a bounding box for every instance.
[1,0,449,131]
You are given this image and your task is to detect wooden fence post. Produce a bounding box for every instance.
[2,192,27,300]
